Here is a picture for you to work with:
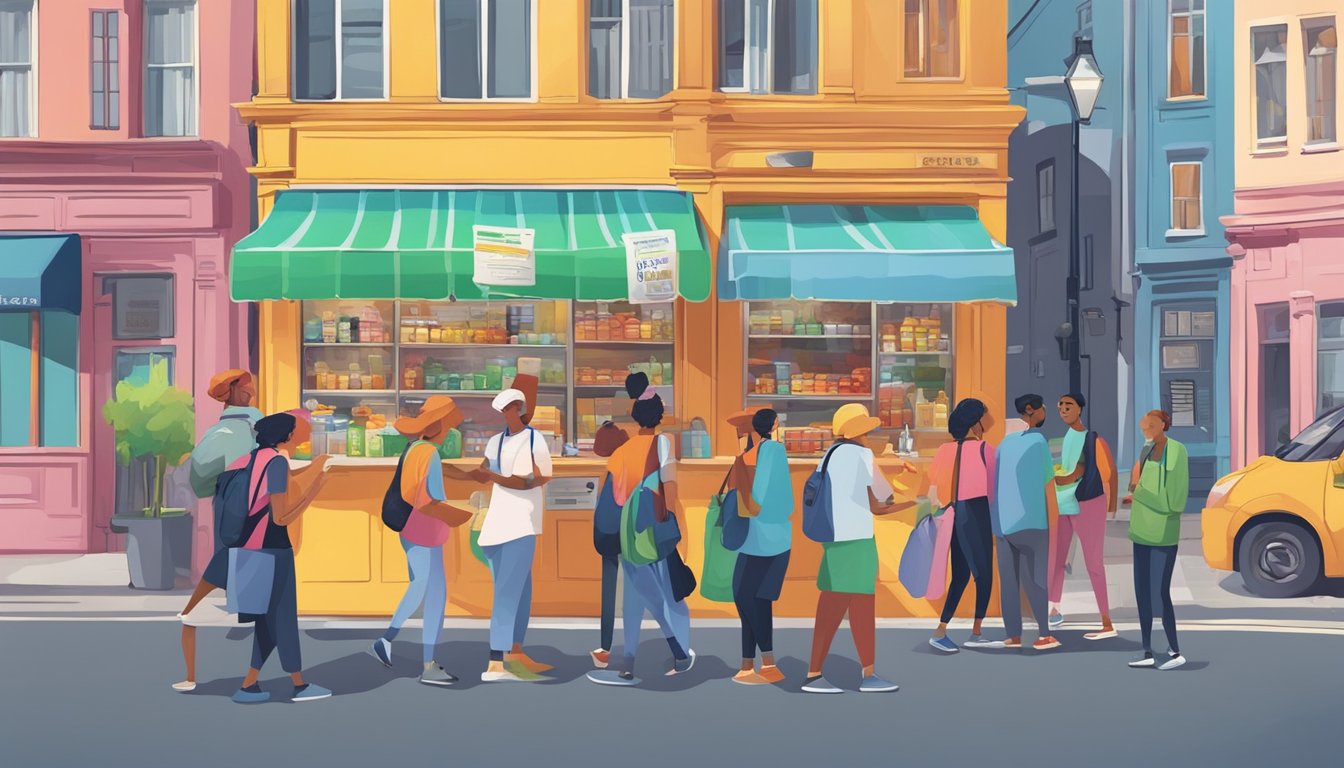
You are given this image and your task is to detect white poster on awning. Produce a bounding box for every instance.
[473,225,536,287]
[624,230,678,304]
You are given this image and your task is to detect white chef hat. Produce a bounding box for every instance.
[491,388,527,413]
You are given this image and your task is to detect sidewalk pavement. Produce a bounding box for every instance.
[4,517,1343,626]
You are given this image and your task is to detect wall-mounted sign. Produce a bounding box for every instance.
[1161,342,1200,371]
[0,295,39,308]
[912,153,999,170]
[473,225,536,287]
[624,230,678,304]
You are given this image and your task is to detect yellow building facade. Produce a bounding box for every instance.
[239,0,1024,618]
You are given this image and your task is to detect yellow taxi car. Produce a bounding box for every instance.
[1202,407,1344,597]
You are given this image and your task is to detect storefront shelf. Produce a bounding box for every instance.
[747,334,872,340]
[400,386,566,397]
[746,393,872,401]
[879,351,951,357]
[302,389,397,396]
[302,342,395,348]
[574,340,673,346]
[399,343,567,350]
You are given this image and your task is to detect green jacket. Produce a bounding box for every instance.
[1128,438,1189,548]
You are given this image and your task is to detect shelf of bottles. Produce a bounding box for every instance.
[743,300,954,457]
[571,300,675,453]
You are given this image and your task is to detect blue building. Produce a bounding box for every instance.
[1132,0,1233,507]
[1008,0,1232,507]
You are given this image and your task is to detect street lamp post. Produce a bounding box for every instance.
[1062,35,1103,397]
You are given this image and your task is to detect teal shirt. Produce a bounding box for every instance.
[1129,438,1189,547]
[188,406,262,498]
[740,439,794,557]
[1055,428,1086,516]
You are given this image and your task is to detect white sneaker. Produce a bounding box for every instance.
[1158,653,1187,671]
[171,680,196,692]
[1128,652,1156,668]
[480,668,527,683]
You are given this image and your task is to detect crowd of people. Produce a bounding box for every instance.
[173,368,1190,702]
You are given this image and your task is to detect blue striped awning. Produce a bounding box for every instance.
[718,205,1017,304]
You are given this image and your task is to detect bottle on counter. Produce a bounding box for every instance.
[346,419,366,458]
[366,427,384,459]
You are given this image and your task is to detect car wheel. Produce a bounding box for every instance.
[1237,521,1322,598]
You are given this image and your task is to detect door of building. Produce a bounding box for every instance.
[90,273,195,552]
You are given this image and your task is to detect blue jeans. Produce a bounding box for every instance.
[621,558,690,662]
[1134,543,1180,654]
[389,539,447,665]
[250,549,301,674]
[482,536,536,653]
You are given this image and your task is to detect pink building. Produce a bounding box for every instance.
[0,0,253,574]
[1224,3,1343,468]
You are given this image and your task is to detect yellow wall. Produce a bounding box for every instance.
[242,0,1024,616]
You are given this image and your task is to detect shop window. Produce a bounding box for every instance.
[105,275,174,340]
[589,0,674,100]
[0,0,35,138]
[143,0,196,137]
[904,0,959,79]
[0,312,79,448]
[1318,301,1344,415]
[718,0,818,95]
[91,9,120,130]
[1036,160,1056,236]
[295,0,386,101]
[1168,0,1206,99]
[1253,25,1289,147]
[1160,304,1216,436]
[1304,19,1337,145]
[439,0,534,100]
[1169,162,1203,234]
[1259,303,1291,455]
[574,301,674,449]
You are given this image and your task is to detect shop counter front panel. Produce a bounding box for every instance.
[291,457,1000,619]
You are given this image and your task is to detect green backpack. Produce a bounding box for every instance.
[620,472,662,565]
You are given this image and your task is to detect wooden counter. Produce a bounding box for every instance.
[289,454,1001,620]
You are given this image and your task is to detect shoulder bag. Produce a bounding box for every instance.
[700,464,740,602]
[924,440,964,602]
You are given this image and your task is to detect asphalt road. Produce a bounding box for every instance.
[0,622,1334,767]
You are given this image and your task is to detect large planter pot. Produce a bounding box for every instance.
[110,512,193,590]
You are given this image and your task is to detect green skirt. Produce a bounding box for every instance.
[817,538,878,595]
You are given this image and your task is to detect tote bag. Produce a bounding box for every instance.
[924,441,964,601]
[226,452,277,615]
[898,514,938,598]
[700,468,740,603]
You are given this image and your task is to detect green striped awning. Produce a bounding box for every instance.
[230,189,711,302]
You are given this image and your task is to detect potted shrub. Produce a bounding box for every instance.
[103,357,196,590]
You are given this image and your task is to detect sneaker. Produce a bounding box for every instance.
[964,635,1005,649]
[1159,653,1187,671]
[1034,636,1062,651]
[1002,638,1023,649]
[171,680,197,693]
[1128,652,1156,668]
[291,683,332,702]
[665,648,696,677]
[505,652,554,675]
[481,667,528,683]
[232,685,270,704]
[1048,610,1064,628]
[590,648,610,669]
[732,670,770,686]
[859,674,899,693]
[801,676,843,694]
[1084,628,1119,641]
[369,638,393,668]
[928,636,960,654]
[419,665,458,687]
[587,669,639,687]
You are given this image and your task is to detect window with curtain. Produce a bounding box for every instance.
[144,1,196,137]
[91,10,120,130]
[904,0,959,79]
[440,0,533,100]
[1170,162,1202,233]
[717,0,817,95]
[1305,20,1337,145]
[589,0,674,100]
[1253,25,1288,146]
[0,0,34,138]
[0,312,80,448]
[1036,160,1056,235]
[294,0,386,101]
[1168,0,1205,99]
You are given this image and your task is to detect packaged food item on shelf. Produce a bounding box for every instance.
[304,316,322,343]
[934,390,950,430]
[323,312,338,343]
[348,363,363,390]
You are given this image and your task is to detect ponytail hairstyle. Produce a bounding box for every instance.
[255,412,298,450]
[752,409,778,441]
[1147,409,1173,433]
[947,398,988,442]
[625,372,664,429]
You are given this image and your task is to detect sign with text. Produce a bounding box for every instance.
[473,225,536,287]
[624,230,678,304]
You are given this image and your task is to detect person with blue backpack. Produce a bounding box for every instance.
[587,373,692,687]
[369,395,478,686]
[727,407,793,686]
[589,420,630,671]
[801,403,916,695]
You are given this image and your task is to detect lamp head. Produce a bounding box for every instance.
[1064,35,1103,124]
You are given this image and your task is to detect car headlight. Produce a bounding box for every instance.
[1205,474,1242,508]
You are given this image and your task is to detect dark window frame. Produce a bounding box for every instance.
[90,8,120,130]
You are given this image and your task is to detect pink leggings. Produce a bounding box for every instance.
[1049,495,1110,615]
